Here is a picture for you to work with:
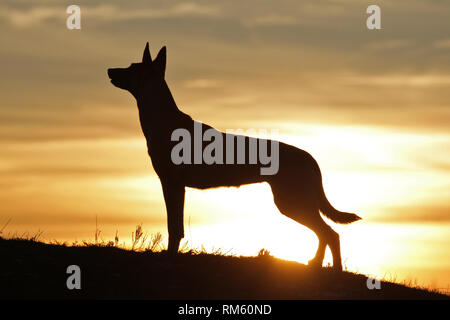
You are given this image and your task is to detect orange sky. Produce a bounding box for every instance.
[0,1,449,291]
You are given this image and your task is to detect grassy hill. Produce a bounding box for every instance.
[0,236,448,300]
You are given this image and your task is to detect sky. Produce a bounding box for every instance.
[0,1,449,291]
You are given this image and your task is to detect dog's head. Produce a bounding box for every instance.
[107,42,166,98]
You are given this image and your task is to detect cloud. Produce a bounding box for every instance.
[0,165,143,178]
[433,39,450,49]
[84,3,220,21]
[370,205,450,224]
[0,105,140,142]
[2,6,62,27]
[183,78,222,89]
[365,40,412,51]
[243,14,299,27]
[342,74,450,88]
[0,2,220,27]
[2,211,165,227]
[1,0,450,140]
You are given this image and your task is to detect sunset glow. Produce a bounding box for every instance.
[1,0,449,293]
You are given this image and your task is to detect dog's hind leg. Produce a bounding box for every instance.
[306,217,342,270]
[161,180,185,255]
[270,182,343,270]
[294,212,342,270]
[308,231,327,268]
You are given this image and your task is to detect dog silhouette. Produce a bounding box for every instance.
[108,43,361,270]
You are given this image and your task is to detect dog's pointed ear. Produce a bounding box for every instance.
[142,42,151,64]
[153,46,166,76]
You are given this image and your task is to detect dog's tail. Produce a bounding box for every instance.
[319,180,361,224]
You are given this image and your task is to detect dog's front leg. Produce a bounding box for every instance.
[161,180,185,255]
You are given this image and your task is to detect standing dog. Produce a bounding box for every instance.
[108,43,361,270]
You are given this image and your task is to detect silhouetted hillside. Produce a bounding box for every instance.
[0,237,447,300]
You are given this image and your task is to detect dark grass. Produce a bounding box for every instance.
[0,236,448,300]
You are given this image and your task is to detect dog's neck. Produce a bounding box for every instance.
[137,79,179,111]
[136,80,189,140]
